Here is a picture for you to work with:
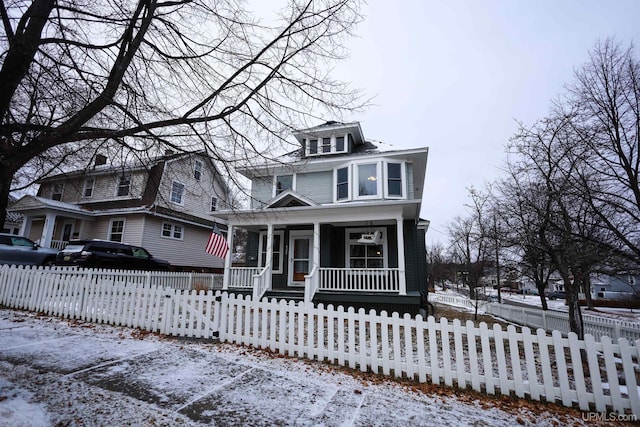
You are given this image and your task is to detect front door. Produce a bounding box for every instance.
[289,232,313,284]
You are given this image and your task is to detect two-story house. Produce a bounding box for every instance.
[9,151,230,271]
[215,121,430,314]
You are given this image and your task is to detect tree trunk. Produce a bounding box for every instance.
[0,169,13,229]
[536,280,549,310]
[565,277,584,340]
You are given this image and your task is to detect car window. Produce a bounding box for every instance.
[10,237,35,247]
[0,236,11,245]
[63,245,86,252]
[132,247,150,259]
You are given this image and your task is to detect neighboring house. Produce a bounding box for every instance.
[9,151,230,272]
[591,274,640,301]
[2,195,22,234]
[215,121,430,314]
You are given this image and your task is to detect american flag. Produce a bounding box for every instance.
[205,224,229,258]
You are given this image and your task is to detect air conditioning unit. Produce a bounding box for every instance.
[357,230,381,245]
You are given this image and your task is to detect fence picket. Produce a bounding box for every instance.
[479,322,494,394]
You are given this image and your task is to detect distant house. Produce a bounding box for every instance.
[591,274,640,301]
[9,151,230,272]
[2,195,22,234]
[214,121,430,314]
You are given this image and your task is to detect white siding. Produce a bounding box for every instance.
[155,156,227,220]
[93,215,145,246]
[141,216,224,269]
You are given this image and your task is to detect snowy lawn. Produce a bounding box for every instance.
[0,308,616,426]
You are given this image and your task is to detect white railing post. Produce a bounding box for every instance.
[304,265,318,303]
[396,217,406,295]
[222,224,234,290]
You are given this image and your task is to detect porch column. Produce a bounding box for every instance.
[313,222,320,270]
[265,223,274,290]
[222,224,234,290]
[40,213,56,248]
[396,217,407,295]
[19,216,32,237]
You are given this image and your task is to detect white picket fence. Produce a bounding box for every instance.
[485,302,640,343]
[1,265,640,417]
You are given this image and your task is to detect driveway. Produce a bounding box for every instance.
[0,309,597,426]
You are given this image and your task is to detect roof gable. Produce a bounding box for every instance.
[266,190,318,208]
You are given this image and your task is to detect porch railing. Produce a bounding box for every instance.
[252,266,271,300]
[228,267,261,288]
[49,240,68,250]
[318,268,400,292]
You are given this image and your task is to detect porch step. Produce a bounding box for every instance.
[262,289,305,302]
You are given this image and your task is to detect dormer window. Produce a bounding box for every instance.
[306,134,348,157]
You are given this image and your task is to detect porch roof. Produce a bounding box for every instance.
[215,199,422,227]
[10,195,91,217]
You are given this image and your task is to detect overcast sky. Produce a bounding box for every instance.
[312,0,640,246]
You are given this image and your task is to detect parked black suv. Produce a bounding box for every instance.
[0,233,58,266]
[56,240,170,271]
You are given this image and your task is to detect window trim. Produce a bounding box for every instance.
[116,174,131,197]
[51,182,64,201]
[257,230,285,274]
[170,180,185,205]
[354,161,382,200]
[273,174,295,197]
[161,222,184,240]
[305,134,349,157]
[108,218,126,242]
[344,227,388,269]
[194,159,203,181]
[82,177,95,198]
[334,165,351,202]
[384,162,405,198]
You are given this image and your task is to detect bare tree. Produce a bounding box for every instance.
[448,212,490,320]
[0,0,366,224]
[564,39,640,264]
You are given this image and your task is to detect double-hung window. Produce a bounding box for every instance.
[51,183,64,201]
[117,174,131,196]
[171,181,185,204]
[83,177,95,198]
[386,162,403,197]
[210,196,218,212]
[336,167,350,201]
[109,219,125,242]
[194,160,203,181]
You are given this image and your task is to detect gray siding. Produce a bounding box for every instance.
[406,163,414,200]
[251,177,273,208]
[296,171,333,204]
[403,220,427,293]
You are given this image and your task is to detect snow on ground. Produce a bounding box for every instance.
[0,308,609,427]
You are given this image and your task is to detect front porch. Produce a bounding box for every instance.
[216,202,428,314]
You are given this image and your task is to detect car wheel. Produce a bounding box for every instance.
[42,258,55,267]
